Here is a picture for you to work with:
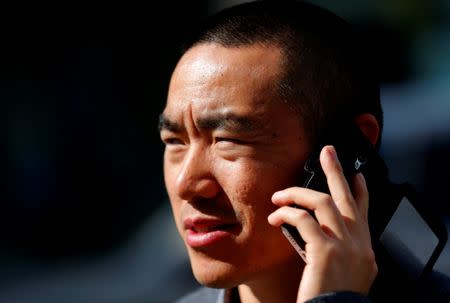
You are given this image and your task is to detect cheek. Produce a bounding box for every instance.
[218,160,298,259]
[220,158,297,198]
[217,160,292,223]
[163,159,183,231]
[163,160,175,203]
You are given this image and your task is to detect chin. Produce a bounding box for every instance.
[189,252,245,289]
[194,273,238,289]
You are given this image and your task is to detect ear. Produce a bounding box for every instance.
[354,113,380,147]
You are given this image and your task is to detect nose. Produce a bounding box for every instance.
[175,145,220,201]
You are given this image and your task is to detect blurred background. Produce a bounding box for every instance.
[1,0,449,302]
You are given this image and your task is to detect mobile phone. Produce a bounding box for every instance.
[281,124,371,261]
[280,124,447,281]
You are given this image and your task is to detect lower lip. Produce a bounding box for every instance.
[186,229,233,248]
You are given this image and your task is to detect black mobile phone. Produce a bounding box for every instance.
[280,124,371,261]
[281,124,447,282]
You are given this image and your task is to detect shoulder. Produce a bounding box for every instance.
[175,287,224,303]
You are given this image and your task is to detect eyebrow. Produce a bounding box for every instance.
[158,112,262,133]
[158,114,182,132]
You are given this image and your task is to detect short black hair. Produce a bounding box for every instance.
[180,0,383,147]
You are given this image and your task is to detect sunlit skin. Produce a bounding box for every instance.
[160,43,378,303]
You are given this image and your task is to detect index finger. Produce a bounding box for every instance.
[320,145,358,220]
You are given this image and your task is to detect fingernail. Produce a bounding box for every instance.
[326,145,337,161]
[267,213,279,226]
[272,191,284,201]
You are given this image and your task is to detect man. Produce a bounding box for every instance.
[159,1,448,302]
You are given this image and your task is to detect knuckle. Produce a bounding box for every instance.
[318,195,334,209]
[294,209,311,221]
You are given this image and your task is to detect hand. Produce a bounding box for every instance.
[268,145,378,303]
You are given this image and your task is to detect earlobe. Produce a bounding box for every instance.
[354,114,380,146]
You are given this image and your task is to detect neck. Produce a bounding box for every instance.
[237,256,303,303]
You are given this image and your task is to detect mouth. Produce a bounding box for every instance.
[183,218,237,248]
[189,223,235,233]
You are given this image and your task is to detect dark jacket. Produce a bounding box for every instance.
[175,273,450,303]
[175,287,371,303]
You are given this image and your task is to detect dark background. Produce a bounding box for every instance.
[1,1,450,302]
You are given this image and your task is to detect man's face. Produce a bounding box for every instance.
[160,43,311,287]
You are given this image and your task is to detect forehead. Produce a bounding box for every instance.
[164,43,286,121]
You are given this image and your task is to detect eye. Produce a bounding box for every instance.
[163,137,184,145]
[215,137,244,144]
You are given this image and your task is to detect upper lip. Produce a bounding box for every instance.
[183,216,235,232]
